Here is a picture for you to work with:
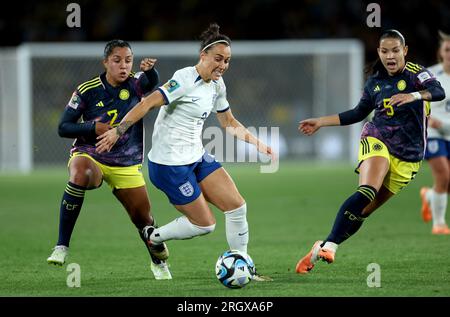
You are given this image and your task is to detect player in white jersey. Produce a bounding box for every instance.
[96,23,275,280]
[420,30,450,234]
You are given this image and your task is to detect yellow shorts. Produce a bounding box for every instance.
[68,152,146,190]
[356,137,421,194]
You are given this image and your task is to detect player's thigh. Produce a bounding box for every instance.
[68,155,103,188]
[199,167,245,211]
[358,156,390,191]
[174,193,216,226]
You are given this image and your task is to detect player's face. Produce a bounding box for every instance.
[439,40,450,68]
[377,38,408,75]
[103,47,133,86]
[200,44,231,81]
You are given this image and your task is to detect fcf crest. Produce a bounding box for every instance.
[179,181,194,197]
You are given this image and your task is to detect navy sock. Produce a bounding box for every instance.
[57,182,86,247]
[324,185,377,245]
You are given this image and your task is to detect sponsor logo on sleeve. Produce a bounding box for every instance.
[417,72,431,83]
[163,79,180,93]
[68,93,81,109]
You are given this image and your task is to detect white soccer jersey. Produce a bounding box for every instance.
[427,63,450,140]
[148,66,230,165]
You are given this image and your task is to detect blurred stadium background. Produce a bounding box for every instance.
[1,0,450,298]
[1,0,450,171]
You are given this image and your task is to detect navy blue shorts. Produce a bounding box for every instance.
[425,138,450,160]
[148,152,222,205]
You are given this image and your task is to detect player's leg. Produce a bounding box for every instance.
[47,154,102,265]
[321,156,388,254]
[296,156,387,274]
[420,139,446,223]
[198,167,248,253]
[297,137,389,274]
[424,156,449,234]
[144,160,216,244]
[196,153,271,281]
[113,185,172,279]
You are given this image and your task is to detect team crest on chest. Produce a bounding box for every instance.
[179,181,194,197]
[396,80,406,91]
[372,143,383,151]
[119,89,130,100]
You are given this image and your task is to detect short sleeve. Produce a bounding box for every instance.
[157,69,190,105]
[211,79,230,113]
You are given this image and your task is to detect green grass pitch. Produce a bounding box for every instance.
[0,162,449,297]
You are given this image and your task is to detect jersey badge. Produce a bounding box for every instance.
[417,72,431,83]
[179,181,194,197]
[373,85,381,92]
[119,89,130,100]
[68,92,81,109]
[396,80,406,91]
[164,79,180,93]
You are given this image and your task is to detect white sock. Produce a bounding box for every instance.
[224,203,248,253]
[430,190,447,226]
[149,216,215,243]
[323,241,338,253]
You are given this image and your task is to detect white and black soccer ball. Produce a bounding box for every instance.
[215,250,255,289]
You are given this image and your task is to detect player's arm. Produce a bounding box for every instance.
[299,87,373,135]
[139,58,160,93]
[216,109,275,158]
[95,90,165,153]
[58,91,111,138]
[389,71,446,106]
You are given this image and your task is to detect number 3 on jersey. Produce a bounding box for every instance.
[383,98,394,117]
[107,109,119,127]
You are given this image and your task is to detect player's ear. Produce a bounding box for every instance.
[403,45,408,56]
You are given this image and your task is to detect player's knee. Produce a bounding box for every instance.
[220,198,246,212]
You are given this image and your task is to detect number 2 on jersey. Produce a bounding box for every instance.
[107,109,119,127]
[383,98,394,117]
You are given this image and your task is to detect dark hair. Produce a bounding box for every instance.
[380,29,405,46]
[103,39,132,59]
[199,23,231,52]
[365,29,406,76]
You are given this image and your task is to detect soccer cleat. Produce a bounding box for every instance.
[252,272,273,282]
[143,226,169,261]
[432,224,450,235]
[318,248,335,263]
[295,240,322,274]
[47,245,69,266]
[150,261,172,280]
[420,187,432,223]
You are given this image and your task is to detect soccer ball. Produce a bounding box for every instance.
[215,250,255,288]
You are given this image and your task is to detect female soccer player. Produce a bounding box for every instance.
[96,24,274,281]
[296,30,445,274]
[420,30,450,235]
[47,40,172,280]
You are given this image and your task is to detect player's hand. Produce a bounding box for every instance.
[140,58,157,72]
[257,142,277,161]
[94,122,112,136]
[388,93,415,106]
[95,128,120,153]
[298,118,321,135]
